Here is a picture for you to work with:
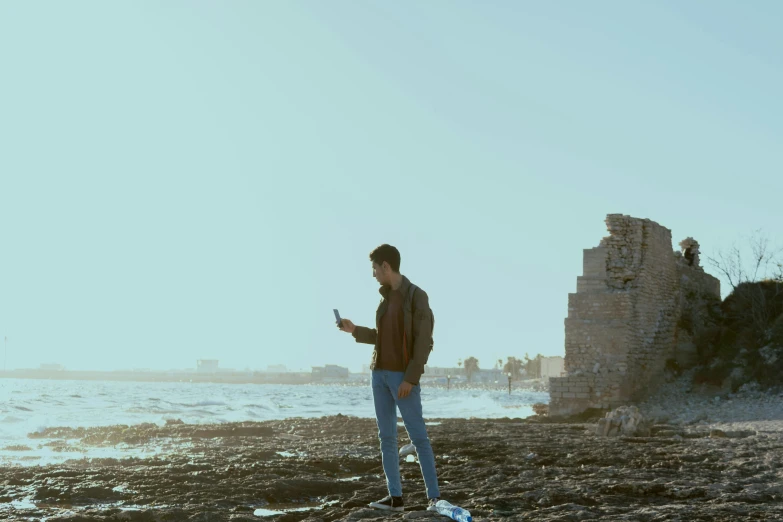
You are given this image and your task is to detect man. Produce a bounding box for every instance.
[339,244,440,513]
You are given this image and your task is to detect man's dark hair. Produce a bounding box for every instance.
[370,244,401,273]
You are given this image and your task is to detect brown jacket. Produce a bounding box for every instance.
[352,275,433,385]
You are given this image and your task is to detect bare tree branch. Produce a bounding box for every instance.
[707,230,783,293]
[707,246,740,290]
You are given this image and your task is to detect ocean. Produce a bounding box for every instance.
[0,378,548,467]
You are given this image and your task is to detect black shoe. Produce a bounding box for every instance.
[368,495,404,512]
[427,498,440,512]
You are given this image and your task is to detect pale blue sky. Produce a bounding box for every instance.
[1,2,781,373]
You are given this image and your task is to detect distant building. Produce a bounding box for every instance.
[267,364,287,373]
[360,364,371,374]
[540,356,565,379]
[197,359,219,373]
[325,364,349,379]
[311,364,349,381]
[39,363,65,371]
[422,365,464,377]
[472,368,504,383]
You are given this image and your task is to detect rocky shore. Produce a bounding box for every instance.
[1,391,782,521]
[636,371,783,434]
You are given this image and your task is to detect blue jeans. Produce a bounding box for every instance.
[371,370,440,499]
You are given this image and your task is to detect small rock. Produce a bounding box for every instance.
[709,429,727,438]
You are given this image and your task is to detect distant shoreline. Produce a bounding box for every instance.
[0,369,549,393]
[0,369,314,385]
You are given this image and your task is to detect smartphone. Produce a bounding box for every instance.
[333,309,342,328]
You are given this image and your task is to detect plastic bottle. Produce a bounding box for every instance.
[435,500,472,522]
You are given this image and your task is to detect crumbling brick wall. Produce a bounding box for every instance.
[549,215,720,416]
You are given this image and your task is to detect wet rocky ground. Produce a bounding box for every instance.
[1,414,782,521]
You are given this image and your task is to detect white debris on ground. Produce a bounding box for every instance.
[399,443,416,457]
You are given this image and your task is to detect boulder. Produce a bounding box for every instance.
[595,406,650,437]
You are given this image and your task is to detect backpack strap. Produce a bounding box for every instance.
[407,283,434,354]
[403,284,417,367]
[407,284,418,341]
[408,284,418,315]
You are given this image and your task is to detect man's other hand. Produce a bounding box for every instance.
[398,381,414,399]
[339,319,356,333]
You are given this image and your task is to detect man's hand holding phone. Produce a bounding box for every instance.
[334,309,356,333]
[339,319,356,333]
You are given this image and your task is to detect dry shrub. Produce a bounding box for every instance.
[532,403,549,416]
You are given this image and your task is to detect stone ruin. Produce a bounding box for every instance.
[549,214,721,416]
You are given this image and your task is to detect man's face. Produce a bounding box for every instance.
[372,262,387,286]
